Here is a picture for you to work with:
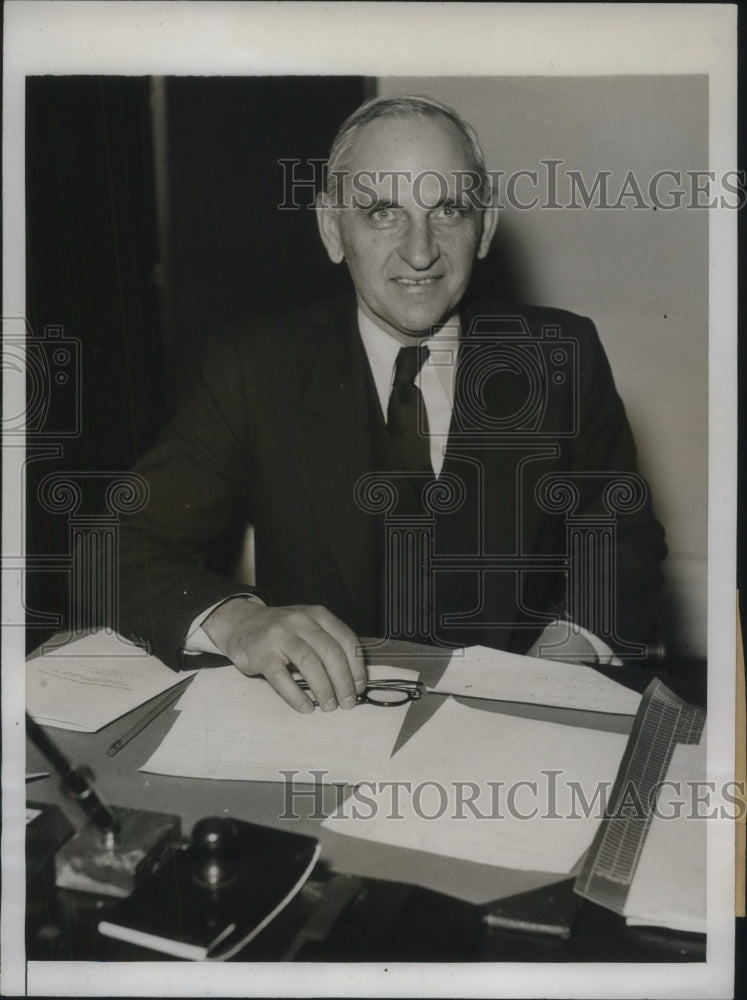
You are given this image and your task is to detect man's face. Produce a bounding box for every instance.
[318,115,497,344]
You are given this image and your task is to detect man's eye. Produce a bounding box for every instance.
[434,204,467,222]
[369,207,396,224]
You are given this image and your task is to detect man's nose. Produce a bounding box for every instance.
[399,217,440,271]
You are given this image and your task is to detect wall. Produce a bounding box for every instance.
[378,76,708,658]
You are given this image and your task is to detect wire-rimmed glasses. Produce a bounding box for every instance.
[295,678,423,707]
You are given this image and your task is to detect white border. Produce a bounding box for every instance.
[2,3,737,997]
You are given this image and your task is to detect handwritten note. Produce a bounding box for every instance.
[322,697,629,874]
[431,645,642,715]
[26,631,196,732]
[141,664,418,784]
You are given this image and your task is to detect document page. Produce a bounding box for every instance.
[26,631,196,732]
[322,697,629,874]
[431,645,642,715]
[141,664,418,784]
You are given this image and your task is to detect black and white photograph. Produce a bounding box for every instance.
[2,3,740,997]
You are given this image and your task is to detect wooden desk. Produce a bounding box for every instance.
[24,639,706,962]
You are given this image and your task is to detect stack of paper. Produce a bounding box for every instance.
[623,734,707,934]
[141,664,418,784]
[26,631,196,732]
[322,697,629,874]
[430,645,642,715]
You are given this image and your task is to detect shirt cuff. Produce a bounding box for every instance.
[183,594,266,656]
[569,622,623,666]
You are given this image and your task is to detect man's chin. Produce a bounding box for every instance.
[360,299,456,342]
[388,309,454,340]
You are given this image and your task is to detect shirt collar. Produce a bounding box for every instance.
[357,308,461,410]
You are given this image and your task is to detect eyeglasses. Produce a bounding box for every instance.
[295,678,424,708]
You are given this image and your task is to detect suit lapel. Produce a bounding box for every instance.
[273,300,380,625]
[445,301,545,555]
[437,303,557,640]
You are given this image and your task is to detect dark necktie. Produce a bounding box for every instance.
[386,345,433,476]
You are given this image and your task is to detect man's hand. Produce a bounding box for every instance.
[201,599,367,713]
[526,621,599,664]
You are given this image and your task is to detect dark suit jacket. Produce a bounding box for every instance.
[111,295,666,668]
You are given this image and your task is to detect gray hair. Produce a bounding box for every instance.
[325,95,491,207]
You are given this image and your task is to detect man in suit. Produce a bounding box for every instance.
[114,95,666,713]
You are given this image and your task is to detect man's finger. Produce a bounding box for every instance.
[306,605,368,694]
[283,634,343,711]
[257,656,315,714]
[292,621,360,709]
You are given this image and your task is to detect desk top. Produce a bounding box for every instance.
[25,638,671,908]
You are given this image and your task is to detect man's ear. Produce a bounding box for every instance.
[315,192,345,264]
[477,206,499,260]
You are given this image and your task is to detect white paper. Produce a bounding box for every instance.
[322,697,628,874]
[141,664,418,784]
[431,645,642,715]
[624,734,707,934]
[26,630,196,733]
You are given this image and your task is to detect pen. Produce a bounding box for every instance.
[482,911,572,939]
[25,712,119,838]
[106,676,194,757]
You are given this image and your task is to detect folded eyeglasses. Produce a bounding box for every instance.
[295,678,424,707]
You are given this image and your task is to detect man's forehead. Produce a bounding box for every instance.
[343,113,474,176]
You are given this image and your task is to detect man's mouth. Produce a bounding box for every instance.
[393,277,441,286]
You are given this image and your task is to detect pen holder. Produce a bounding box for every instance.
[55,806,181,898]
